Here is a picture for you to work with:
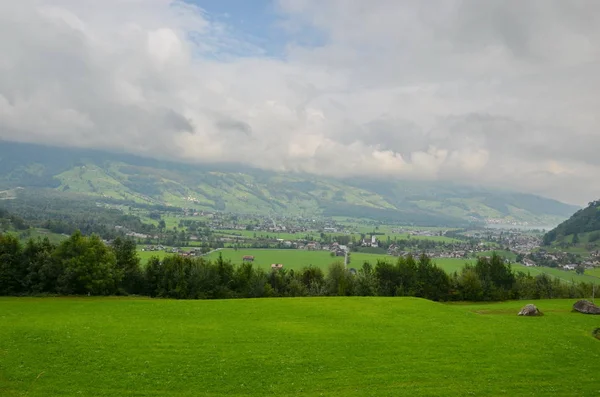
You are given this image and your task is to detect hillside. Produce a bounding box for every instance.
[544,200,600,246]
[0,141,578,226]
[1,297,599,396]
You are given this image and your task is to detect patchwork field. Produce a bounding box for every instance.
[0,297,598,396]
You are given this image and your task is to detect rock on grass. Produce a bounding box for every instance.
[518,304,543,316]
[572,300,600,315]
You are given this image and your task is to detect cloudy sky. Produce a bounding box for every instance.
[1,0,599,204]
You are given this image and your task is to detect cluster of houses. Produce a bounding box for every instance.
[391,229,445,237]
[523,249,600,270]
[141,245,167,252]
[141,245,205,258]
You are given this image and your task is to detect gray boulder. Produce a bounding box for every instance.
[573,300,600,314]
[518,304,542,316]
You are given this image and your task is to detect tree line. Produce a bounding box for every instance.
[0,231,595,300]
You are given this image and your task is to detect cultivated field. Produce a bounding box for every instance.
[0,297,598,396]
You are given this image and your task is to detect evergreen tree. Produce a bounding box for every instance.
[112,237,143,294]
[0,234,24,295]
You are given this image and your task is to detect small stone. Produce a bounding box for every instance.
[572,300,600,314]
[518,304,542,316]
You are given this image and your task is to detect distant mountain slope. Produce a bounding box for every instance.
[0,141,579,226]
[543,200,600,245]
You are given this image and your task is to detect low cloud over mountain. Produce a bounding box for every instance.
[1,0,599,204]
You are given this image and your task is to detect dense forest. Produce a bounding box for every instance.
[544,200,600,245]
[0,231,594,301]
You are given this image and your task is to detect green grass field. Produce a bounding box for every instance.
[587,268,600,278]
[0,297,598,396]
[135,247,600,284]
[4,228,68,245]
[137,249,173,264]
[200,249,600,284]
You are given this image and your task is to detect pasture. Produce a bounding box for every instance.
[136,247,600,284]
[0,297,598,396]
[212,227,461,243]
[586,267,600,279]
[201,249,600,283]
[137,249,172,264]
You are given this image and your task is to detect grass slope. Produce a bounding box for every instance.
[0,297,599,396]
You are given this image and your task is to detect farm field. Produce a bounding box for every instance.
[212,228,461,243]
[136,249,173,264]
[5,228,68,244]
[137,247,600,284]
[0,297,598,396]
[513,265,600,284]
[200,249,600,283]
[587,268,600,278]
[215,229,321,241]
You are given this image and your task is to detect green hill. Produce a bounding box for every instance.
[0,141,578,226]
[1,297,598,396]
[544,200,600,246]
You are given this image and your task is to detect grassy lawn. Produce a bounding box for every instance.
[0,297,598,396]
[201,249,600,283]
[4,228,69,244]
[205,249,348,271]
[135,247,600,285]
[513,265,600,284]
[477,250,517,261]
[215,229,321,241]
[134,247,600,286]
[137,249,173,264]
[586,268,600,278]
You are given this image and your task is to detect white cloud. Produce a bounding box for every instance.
[1,0,600,204]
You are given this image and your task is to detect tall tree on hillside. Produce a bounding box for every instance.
[53,231,120,295]
[458,265,483,301]
[416,253,451,301]
[396,255,418,296]
[474,254,515,300]
[112,237,143,294]
[0,234,24,295]
[354,262,377,296]
[572,233,580,245]
[326,262,354,296]
[23,237,58,294]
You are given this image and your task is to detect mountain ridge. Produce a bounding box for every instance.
[0,141,579,227]
[543,200,600,245]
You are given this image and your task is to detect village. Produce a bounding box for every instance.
[121,209,600,274]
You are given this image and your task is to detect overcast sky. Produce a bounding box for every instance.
[1,0,599,204]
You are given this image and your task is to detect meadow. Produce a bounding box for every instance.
[5,228,68,244]
[0,297,598,396]
[212,227,461,243]
[135,247,600,284]
[587,267,600,278]
[200,249,600,283]
[136,249,173,264]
